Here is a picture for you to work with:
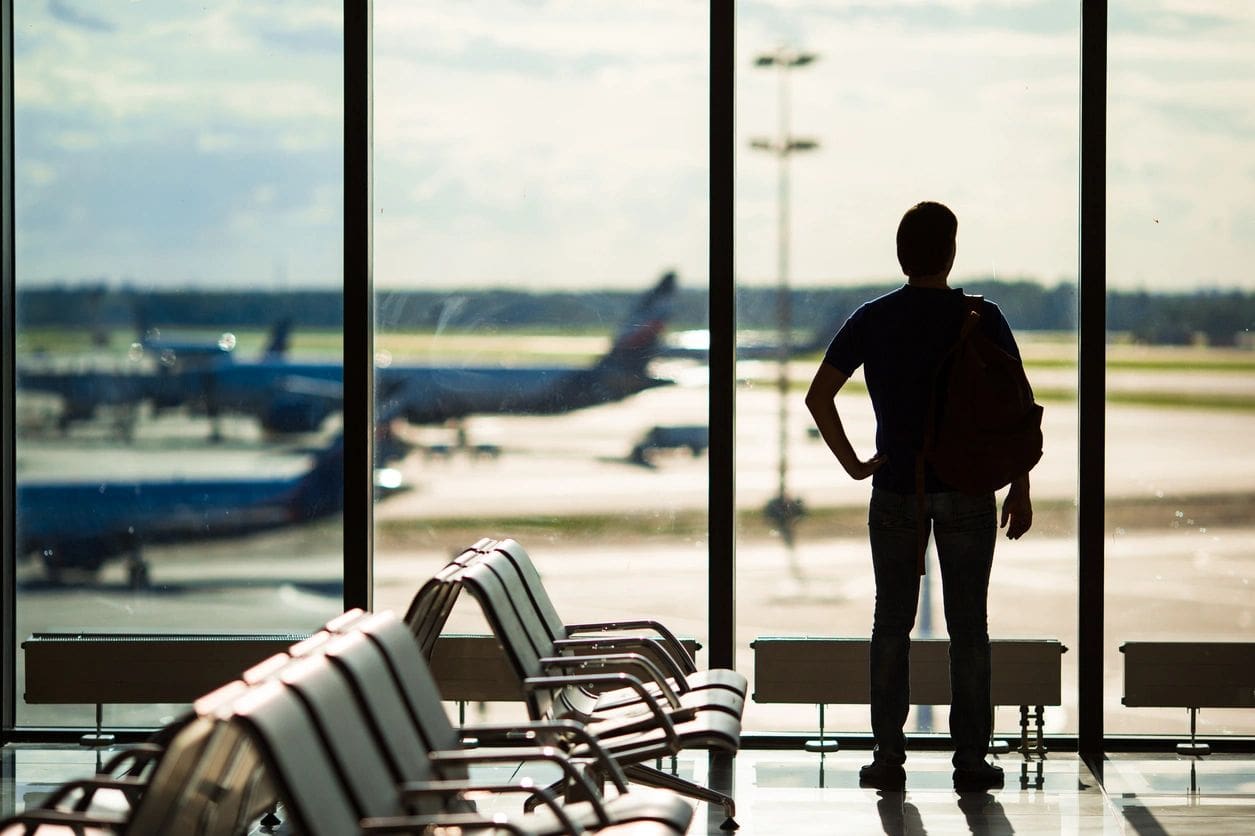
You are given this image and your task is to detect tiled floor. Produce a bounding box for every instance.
[3,743,1254,834]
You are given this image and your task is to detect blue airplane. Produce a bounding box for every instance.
[17,318,294,436]
[375,271,676,427]
[13,274,677,586]
[15,435,346,588]
[17,273,676,437]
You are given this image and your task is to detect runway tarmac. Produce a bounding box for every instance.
[12,363,1255,736]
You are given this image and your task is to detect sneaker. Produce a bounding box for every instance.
[859,761,906,791]
[953,761,1004,792]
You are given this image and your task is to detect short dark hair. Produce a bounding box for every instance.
[896,201,957,277]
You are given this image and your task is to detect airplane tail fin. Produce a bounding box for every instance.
[599,271,677,374]
[263,318,293,359]
[134,302,157,347]
[291,434,345,521]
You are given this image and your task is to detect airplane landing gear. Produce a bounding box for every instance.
[126,550,151,590]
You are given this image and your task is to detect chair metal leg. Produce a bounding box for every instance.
[623,763,738,830]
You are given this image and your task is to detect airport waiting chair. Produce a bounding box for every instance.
[0,708,263,836]
[267,609,694,834]
[408,560,740,828]
[468,541,746,710]
[232,639,695,835]
[457,551,745,725]
[404,539,490,657]
[402,548,743,730]
[479,539,746,699]
[326,610,695,834]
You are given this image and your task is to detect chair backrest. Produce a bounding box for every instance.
[469,552,563,665]
[321,626,457,786]
[488,539,570,642]
[276,652,406,821]
[404,574,460,657]
[455,561,565,721]
[404,543,487,656]
[351,610,478,757]
[228,678,365,836]
[160,722,262,836]
[120,714,220,834]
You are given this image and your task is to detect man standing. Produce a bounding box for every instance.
[805,201,1034,792]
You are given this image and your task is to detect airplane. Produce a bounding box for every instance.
[16,318,294,437]
[375,271,677,426]
[15,434,348,588]
[16,273,677,438]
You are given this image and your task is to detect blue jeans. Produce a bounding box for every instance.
[867,487,996,769]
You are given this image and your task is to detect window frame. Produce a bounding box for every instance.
[4,0,1251,755]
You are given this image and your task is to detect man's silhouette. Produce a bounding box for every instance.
[805,201,1034,792]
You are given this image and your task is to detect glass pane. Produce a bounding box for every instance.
[736,5,1080,735]
[371,3,709,720]
[14,2,345,727]
[1106,2,1255,736]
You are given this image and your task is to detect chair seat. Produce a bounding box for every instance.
[592,678,746,718]
[589,667,742,712]
[576,707,742,761]
[519,789,693,835]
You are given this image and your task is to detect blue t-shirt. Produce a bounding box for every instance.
[823,284,1022,494]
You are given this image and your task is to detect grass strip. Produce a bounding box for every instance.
[376,492,1255,550]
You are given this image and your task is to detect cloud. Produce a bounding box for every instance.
[11,0,1255,292]
[47,0,115,33]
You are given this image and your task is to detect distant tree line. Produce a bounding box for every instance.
[14,280,1255,346]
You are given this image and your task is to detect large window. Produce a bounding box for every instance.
[1105,1,1255,736]
[5,2,1255,747]
[734,3,1081,735]
[369,2,710,699]
[12,2,345,727]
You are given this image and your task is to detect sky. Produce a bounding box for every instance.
[12,0,1255,292]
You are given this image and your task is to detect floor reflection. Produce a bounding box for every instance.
[4,745,1255,834]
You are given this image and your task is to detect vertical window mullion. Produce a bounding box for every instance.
[1078,0,1107,759]
[2,0,16,739]
[343,0,374,611]
[708,0,736,670]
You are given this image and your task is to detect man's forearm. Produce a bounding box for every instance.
[807,398,861,475]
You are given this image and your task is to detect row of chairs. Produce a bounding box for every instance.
[404,538,747,828]
[3,610,696,835]
[3,538,744,834]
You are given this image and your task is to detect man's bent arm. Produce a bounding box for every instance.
[805,362,884,481]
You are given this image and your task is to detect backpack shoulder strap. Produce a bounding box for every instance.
[959,293,984,340]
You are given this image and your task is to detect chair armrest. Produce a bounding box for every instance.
[361,812,532,835]
[524,673,680,752]
[539,652,683,708]
[0,807,127,831]
[34,776,147,813]
[457,719,630,792]
[98,742,165,780]
[563,619,697,673]
[553,637,690,687]
[428,747,609,827]
[398,778,577,834]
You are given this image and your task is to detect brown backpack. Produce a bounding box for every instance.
[913,294,1044,572]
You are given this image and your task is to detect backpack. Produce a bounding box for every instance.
[913,294,1043,572]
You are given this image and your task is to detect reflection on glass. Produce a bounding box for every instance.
[14,2,345,727]
[370,1,711,721]
[1107,2,1255,735]
[736,3,1080,734]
